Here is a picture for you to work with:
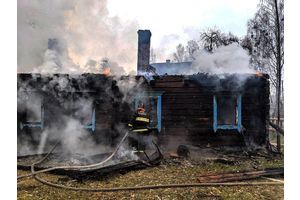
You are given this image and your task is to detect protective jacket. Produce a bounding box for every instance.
[128,109,150,134]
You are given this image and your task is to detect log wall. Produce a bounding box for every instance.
[150,75,269,149]
[17,73,269,152]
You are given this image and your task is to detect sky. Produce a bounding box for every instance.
[108,0,260,57]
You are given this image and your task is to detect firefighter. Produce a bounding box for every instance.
[127,102,150,151]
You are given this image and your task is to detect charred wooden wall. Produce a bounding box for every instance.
[17,73,269,151]
[17,74,144,149]
[150,74,269,149]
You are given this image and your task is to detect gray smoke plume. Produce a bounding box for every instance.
[190,44,255,74]
[18,0,138,74]
[152,43,255,76]
[153,34,182,61]
[115,76,146,103]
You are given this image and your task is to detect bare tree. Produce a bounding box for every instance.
[200,27,223,52]
[186,40,200,60]
[247,0,284,151]
[221,32,240,46]
[240,36,253,54]
[172,44,186,62]
[200,27,240,52]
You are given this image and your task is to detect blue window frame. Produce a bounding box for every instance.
[134,91,163,132]
[82,107,96,132]
[213,94,242,133]
[20,104,44,130]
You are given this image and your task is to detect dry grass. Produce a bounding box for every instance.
[17,156,283,200]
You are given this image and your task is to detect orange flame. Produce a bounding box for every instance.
[255,71,263,77]
[102,67,111,76]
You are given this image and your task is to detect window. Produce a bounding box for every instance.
[20,97,44,130]
[82,107,96,132]
[134,92,163,132]
[72,100,96,132]
[213,94,242,133]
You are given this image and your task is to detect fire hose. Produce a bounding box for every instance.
[17,131,129,180]
[18,131,283,192]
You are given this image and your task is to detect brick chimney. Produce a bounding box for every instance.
[48,38,59,50]
[137,30,151,75]
[47,38,62,54]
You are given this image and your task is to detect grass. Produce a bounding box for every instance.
[17,156,284,200]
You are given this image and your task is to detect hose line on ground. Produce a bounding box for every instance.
[31,169,283,192]
[19,131,283,192]
[18,131,129,180]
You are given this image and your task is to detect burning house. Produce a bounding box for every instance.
[17,30,270,155]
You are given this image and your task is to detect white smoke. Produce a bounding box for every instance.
[153,34,182,61]
[35,49,81,74]
[18,0,138,74]
[37,129,49,154]
[59,117,98,155]
[17,74,143,162]
[116,144,139,161]
[18,95,112,157]
[115,76,146,103]
[190,44,255,74]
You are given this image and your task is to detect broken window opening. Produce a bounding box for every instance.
[133,92,163,132]
[71,98,96,132]
[82,107,96,132]
[213,94,242,133]
[20,97,44,130]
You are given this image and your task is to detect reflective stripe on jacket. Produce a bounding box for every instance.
[135,116,150,123]
[132,128,149,133]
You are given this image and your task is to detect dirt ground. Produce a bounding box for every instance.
[17,148,284,200]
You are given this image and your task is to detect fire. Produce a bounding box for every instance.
[255,71,263,77]
[102,67,111,76]
[67,47,86,67]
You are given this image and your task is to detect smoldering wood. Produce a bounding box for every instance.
[17,147,163,178]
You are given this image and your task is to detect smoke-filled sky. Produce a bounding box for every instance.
[108,0,260,59]
[18,0,259,74]
[18,0,138,74]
